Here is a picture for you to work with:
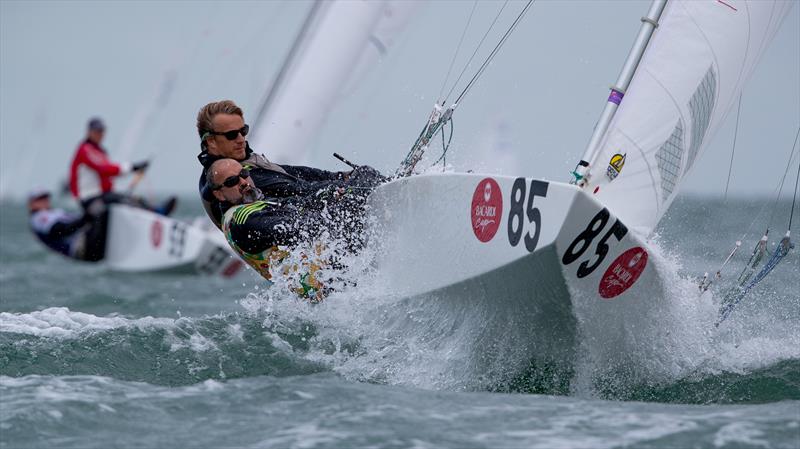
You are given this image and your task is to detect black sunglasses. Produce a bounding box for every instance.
[213,169,250,190]
[209,124,249,141]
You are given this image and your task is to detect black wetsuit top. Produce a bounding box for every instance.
[198,144,348,227]
[225,165,387,256]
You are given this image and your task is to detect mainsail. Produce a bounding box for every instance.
[250,0,416,165]
[586,0,794,236]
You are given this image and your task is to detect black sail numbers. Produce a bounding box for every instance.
[562,207,628,278]
[507,177,549,252]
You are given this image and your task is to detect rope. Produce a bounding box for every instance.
[444,0,510,104]
[790,138,800,231]
[438,0,479,102]
[716,125,799,263]
[455,0,535,106]
[724,94,742,201]
[768,126,800,226]
[432,118,455,168]
[399,0,534,176]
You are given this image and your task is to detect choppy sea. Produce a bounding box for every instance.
[1,195,798,449]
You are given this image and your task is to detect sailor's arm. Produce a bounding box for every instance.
[49,215,89,238]
[80,144,129,177]
[282,165,346,183]
[30,210,88,239]
[254,170,346,201]
[228,206,299,255]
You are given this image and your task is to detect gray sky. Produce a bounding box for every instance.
[1,0,798,202]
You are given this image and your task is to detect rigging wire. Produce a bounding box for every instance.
[444,0,510,104]
[399,0,535,176]
[438,0,479,102]
[454,0,536,106]
[723,94,743,201]
[701,126,799,291]
[431,118,455,169]
[733,128,800,242]
[789,139,800,231]
[767,126,800,226]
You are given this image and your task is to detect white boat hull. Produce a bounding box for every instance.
[365,173,673,384]
[104,204,245,278]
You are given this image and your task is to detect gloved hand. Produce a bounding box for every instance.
[132,160,150,173]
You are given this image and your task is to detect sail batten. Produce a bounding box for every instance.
[588,0,794,236]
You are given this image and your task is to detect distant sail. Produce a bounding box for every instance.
[590,0,794,236]
[250,0,417,165]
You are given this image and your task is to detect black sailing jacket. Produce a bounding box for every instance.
[197,143,347,228]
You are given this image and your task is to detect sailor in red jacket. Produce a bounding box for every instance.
[69,117,175,215]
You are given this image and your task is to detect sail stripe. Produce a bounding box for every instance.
[655,119,685,200]
[686,67,717,174]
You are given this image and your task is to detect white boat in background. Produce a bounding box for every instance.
[104,204,245,278]
[363,0,793,372]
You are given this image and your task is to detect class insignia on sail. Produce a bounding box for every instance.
[606,153,626,181]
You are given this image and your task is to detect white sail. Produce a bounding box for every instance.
[250,0,416,165]
[588,0,794,236]
[116,70,176,161]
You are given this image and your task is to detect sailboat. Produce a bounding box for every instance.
[78,70,244,278]
[102,204,244,278]
[361,0,794,358]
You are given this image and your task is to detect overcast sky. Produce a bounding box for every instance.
[1,0,798,203]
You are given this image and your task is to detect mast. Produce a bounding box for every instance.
[250,0,324,141]
[572,0,668,186]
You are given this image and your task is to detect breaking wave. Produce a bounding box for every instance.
[2,235,797,405]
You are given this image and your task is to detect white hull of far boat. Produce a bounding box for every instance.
[104,204,245,278]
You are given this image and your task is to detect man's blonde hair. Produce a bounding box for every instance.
[196,100,244,139]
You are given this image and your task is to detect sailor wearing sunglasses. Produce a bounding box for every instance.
[207,157,381,297]
[196,100,385,229]
[207,158,313,290]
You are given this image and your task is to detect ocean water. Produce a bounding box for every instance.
[1,195,798,449]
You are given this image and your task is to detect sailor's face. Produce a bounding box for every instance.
[206,113,247,160]
[212,164,255,205]
[88,128,105,144]
[28,196,51,212]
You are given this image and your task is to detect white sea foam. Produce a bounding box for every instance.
[0,307,174,338]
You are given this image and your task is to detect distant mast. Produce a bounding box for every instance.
[573,0,667,186]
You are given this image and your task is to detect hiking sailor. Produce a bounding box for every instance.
[28,188,108,262]
[196,100,384,229]
[69,117,176,216]
[207,158,382,296]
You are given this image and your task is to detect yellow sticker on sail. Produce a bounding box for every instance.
[606,153,626,181]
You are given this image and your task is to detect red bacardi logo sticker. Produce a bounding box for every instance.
[222,260,243,278]
[471,178,503,242]
[598,246,648,299]
[151,220,163,248]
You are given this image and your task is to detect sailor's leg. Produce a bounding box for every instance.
[81,210,109,262]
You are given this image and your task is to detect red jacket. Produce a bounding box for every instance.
[69,139,130,200]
